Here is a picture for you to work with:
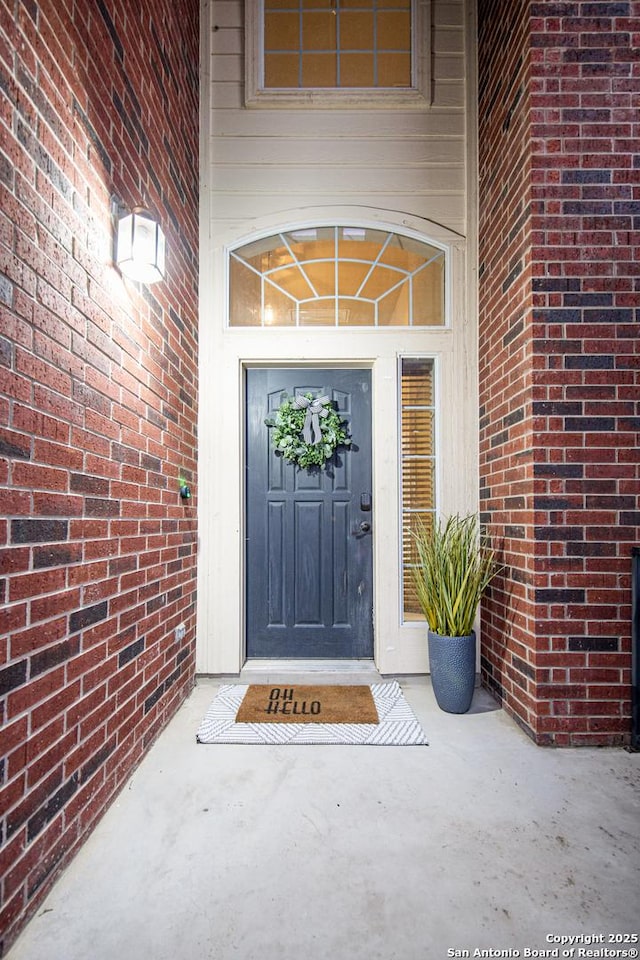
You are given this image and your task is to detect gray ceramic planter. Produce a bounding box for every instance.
[428,630,476,713]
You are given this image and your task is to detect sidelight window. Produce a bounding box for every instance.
[400,357,435,621]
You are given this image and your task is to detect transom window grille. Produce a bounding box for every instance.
[264,0,412,90]
[229,227,445,327]
[400,357,435,620]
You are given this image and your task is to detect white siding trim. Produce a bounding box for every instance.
[199,0,473,674]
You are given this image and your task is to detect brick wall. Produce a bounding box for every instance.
[478,0,639,745]
[0,0,199,951]
[477,0,538,736]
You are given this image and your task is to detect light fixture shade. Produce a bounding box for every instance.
[116,208,165,284]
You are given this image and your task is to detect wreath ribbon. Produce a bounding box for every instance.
[293,394,330,445]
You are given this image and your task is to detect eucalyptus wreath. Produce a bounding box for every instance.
[265,393,352,468]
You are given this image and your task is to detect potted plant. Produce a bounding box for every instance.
[412,513,500,713]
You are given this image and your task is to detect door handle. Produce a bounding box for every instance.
[351,520,371,537]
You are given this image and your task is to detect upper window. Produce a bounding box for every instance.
[229,227,445,327]
[246,1,429,108]
[264,1,411,90]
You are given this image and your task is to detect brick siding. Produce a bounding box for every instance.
[0,0,199,951]
[478,0,639,745]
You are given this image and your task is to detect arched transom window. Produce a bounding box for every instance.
[229,227,445,327]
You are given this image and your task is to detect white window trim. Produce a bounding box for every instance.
[245,0,431,110]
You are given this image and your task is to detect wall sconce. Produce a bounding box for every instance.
[116,207,166,284]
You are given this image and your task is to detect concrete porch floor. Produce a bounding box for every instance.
[6,676,640,960]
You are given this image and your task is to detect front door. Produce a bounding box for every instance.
[246,368,373,659]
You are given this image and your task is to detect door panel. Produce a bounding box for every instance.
[246,368,373,659]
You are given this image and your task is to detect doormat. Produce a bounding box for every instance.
[236,684,379,724]
[196,681,428,745]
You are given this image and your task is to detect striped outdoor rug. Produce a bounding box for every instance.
[196,680,428,746]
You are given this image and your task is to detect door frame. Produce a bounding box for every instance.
[196,206,477,675]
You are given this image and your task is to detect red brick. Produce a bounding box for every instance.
[12,404,70,443]
[32,492,83,517]
[9,568,67,603]
[15,350,72,397]
[478,0,638,746]
[26,729,78,790]
[0,548,30,575]
[0,717,29,758]
[32,438,84,470]
[0,602,28,636]
[30,589,81,624]
[11,463,68,492]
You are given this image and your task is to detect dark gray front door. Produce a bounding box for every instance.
[246,368,373,659]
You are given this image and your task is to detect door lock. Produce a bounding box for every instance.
[359,521,371,533]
